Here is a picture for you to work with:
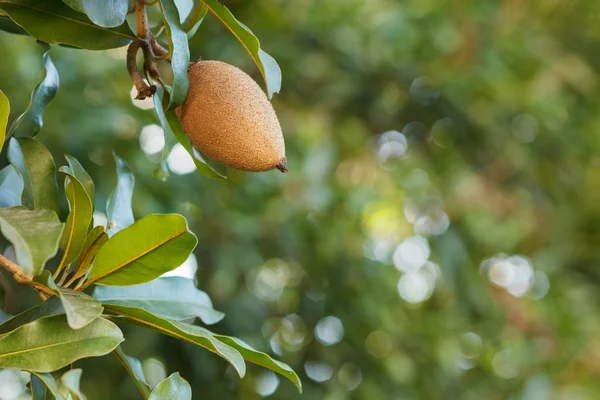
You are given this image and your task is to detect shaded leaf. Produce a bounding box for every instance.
[84,214,198,287]
[149,372,191,400]
[7,137,59,213]
[71,225,108,281]
[214,336,302,392]
[57,167,94,271]
[64,155,94,208]
[105,304,246,377]
[8,42,58,137]
[153,87,225,179]
[0,296,64,335]
[106,154,134,236]
[62,0,128,28]
[0,15,28,35]
[0,88,8,150]
[0,315,123,372]
[94,276,224,325]
[114,346,151,399]
[183,2,207,38]
[30,372,65,400]
[0,207,63,277]
[0,0,136,49]
[200,0,281,98]
[158,0,190,109]
[60,369,84,400]
[0,165,23,208]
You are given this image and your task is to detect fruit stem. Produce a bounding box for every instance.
[127,41,156,100]
[276,158,288,173]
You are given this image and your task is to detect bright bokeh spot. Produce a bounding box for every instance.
[304,361,334,383]
[167,144,196,175]
[315,316,345,346]
[255,371,279,397]
[397,271,430,303]
[139,124,165,155]
[393,236,430,272]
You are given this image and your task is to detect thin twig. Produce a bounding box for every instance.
[135,0,149,40]
[127,41,156,100]
[0,254,55,296]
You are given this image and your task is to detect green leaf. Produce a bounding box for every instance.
[199,0,281,98]
[0,88,8,150]
[30,372,65,400]
[158,0,190,109]
[0,0,136,50]
[0,314,123,372]
[0,296,64,335]
[60,369,84,400]
[62,0,128,28]
[106,154,134,236]
[33,271,103,330]
[0,207,63,277]
[64,155,94,208]
[214,336,302,392]
[105,304,246,377]
[8,42,58,137]
[71,225,108,281]
[182,2,207,38]
[57,167,94,271]
[7,137,59,213]
[0,165,24,208]
[84,214,198,287]
[149,372,191,400]
[153,87,225,179]
[114,346,151,399]
[0,15,28,35]
[94,277,224,325]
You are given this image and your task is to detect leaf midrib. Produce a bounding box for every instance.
[0,335,118,358]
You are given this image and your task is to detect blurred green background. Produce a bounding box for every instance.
[2,0,600,399]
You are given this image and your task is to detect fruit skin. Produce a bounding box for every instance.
[176,60,287,173]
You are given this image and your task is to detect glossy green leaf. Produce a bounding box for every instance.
[200,0,281,98]
[114,346,151,399]
[94,277,224,325]
[105,304,246,377]
[158,0,190,109]
[0,207,63,277]
[7,42,58,137]
[0,314,123,372]
[30,372,65,400]
[153,87,225,179]
[106,154,134,236]
[0,15,28,35]
[57,168,93,271]
[0,88,8,150]
[0,296,64,335]
[149,372,191,400]
[182,2,207,38]
[214,336,302,392]
[71,225,108,281]
[62,0,128,28]
[7,137,59,213]
[33,271,103,330]
[60,369,84,400]
[84,214,198,287]
[0,165,23,208]
[64,155,94,208]
[0,0,135,49]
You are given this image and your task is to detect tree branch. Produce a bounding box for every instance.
[0,254,56,296]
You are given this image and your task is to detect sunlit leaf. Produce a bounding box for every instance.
[7,42,58,137]
[62,0,128,28]
[60,369,85,399]
[84,214,198,287]
[200,0,281,98]
[0,0,136,49]
[94,277,224,325]
[7,137,59,213]
[57,167,93,272]
[149,372,191,400]
[0,165,23,208]
[153,87,225,179]
[158,0,190,109]
[0,207,63,277]
[114,346,151,399]
[0,315,123,372]
[64,155,94,208]
[106,154,134,236]
[0,88,8,150]
[105,304,246,377]
[71,225,108,281]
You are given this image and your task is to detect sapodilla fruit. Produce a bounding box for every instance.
[176,60,287,173]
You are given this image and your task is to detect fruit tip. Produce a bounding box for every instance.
[276,158,288,173]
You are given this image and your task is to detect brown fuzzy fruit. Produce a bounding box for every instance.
[176,60,287,173]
